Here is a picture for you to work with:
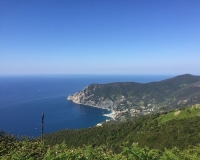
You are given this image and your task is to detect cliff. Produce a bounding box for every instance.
[67,86,115,109]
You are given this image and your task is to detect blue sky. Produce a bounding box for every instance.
[0,0,200,75]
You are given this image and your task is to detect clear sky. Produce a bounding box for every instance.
[0,0,200,75]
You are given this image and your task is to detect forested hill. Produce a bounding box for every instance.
[68,74,200,118]
[2,104,200,159]
[43,104,200,152]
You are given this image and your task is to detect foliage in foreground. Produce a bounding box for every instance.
[2,104,200,159]
[1,130,200,160]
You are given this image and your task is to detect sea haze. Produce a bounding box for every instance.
[0,75,172,137]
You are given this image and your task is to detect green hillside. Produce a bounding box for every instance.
[156,104,200,124]
[68,74,200,120]
[1,104,200,159]
[43,104,200,151]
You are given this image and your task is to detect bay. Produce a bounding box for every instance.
[0,75,172,137]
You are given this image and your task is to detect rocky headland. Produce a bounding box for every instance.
[67,86,115,109]
[67,74,200,120]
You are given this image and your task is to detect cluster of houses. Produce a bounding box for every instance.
[116,104,157,117]
[95,101,158,127]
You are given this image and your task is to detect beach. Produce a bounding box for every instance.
[103,110,116,120]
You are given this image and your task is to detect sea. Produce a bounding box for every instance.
[0,75,172,137]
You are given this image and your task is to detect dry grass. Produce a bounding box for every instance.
[192,104,200,109]
[174,110,181,116]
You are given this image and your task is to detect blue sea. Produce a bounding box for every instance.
[0,75,172,137]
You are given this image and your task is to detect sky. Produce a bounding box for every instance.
[0,0,200,75]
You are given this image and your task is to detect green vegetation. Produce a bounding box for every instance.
[1,132,200,159]
[156,104,200,124]
[69,74,200,120]
[0,130,47,159]
[43,104,200,151]
[1,104,200,159]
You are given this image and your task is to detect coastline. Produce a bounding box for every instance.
[67,97,116,120]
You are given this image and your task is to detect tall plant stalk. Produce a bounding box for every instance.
[41,112,44,142]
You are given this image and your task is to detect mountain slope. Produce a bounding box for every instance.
[43,104,200,151]
[67,74,200,119]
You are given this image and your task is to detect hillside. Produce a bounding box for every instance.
[43,104,200,151]
[2,104,200,159]
[67,74,200,120]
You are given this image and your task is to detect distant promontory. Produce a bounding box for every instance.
[67,74,200,120]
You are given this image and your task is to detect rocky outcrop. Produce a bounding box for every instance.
[67,86,116,109]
